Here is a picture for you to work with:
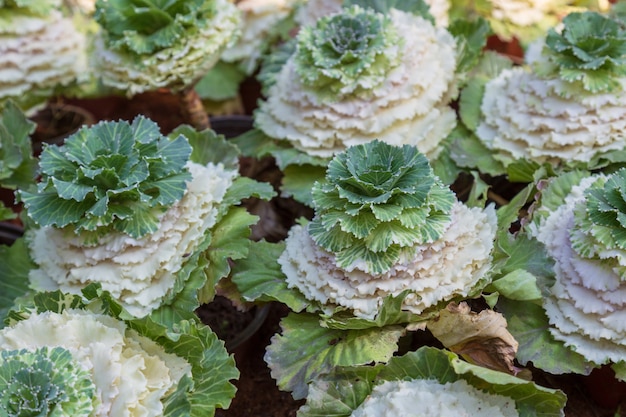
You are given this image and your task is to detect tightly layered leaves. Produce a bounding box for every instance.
[0,347,97,416]
[527,171,626,371]
[475,66,626,168]
[308,140,455,274]
[255,6,458,159]
[294,5,401,99]
[0,3,87,112]
[570,169,626,277]
[538,11,626,93]
[19,116,192,241]
[93,0,241,94]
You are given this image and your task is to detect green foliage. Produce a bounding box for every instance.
[294,5,402,100]
[540,11,626,93]
[308,140,455,274]
[0,346,97,416]
[19,116,192,241]
[0,0,59,14]
[571,169,626,274]
[0,101,37,221]
[0,238,36,326]
[448,17,492,77]
[94,0,219,54]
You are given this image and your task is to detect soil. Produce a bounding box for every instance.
[28,85,626,417]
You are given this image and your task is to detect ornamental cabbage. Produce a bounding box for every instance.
[255,5,458,159]
[526,170,626,372]
[221,0,298,75]
[19,116,193,241]
[278,141,497,318]
[298,346,566,417]
[475,67,626,167]
[92,0,241,95]
[17,117,274,320]
[0,0,87,113]
[0,289,239,417]
[0,347,97,416]
[533,11,626,93]
[351,379,518,417]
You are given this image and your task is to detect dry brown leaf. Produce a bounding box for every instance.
[427,301,520,375]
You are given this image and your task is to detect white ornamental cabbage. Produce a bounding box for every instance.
[0,7,86,113]
[255,6,458,160]
[528,172,626,367]
[221,0,298,74]
[279,202,496,318]
[350,378,518,417]
[93,0,241,95]
[277,140,496,319]
[0,309,191,417]
[476,66,626,167]
[490,0,557,28]
[27,162,237,318]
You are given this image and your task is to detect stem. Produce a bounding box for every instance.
[179,87,210,131]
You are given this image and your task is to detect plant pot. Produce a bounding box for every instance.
[0,221,23,246]
[30,102,95,154]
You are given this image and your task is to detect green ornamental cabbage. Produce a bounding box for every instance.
[571,168,626,276]
[19,116,192,241]
[309,139,455,274]
[0,347,97,416]
[538,11,626,93]
[294,5,402,99]
[93,0,241,94]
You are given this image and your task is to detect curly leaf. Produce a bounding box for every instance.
[294,5,402,100]
[19,116,192,240]
[308,140,454,274]
[541,11,626,92]
[0,347,97,416]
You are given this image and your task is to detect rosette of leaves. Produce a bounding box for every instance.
[308,139,455,274]
[294,5,402,100]
[298,346,566,417]
[19,116,192,241]
[535,11,626,93]
[0,347,97,415]
[0,101,37,221]
[11,116,274,326]
[492,170,626,381]
[231,141,500,399]
[93,0,241,95]
[0,0,87,113]
[0,286,239,416]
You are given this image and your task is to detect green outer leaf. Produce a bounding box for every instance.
[489,269,542,301]
[0,237,36,327]
[297,366,378,417]
[302,346,566,417]
[448,16,492,76]
[497,298,594,376]
[265,312,404,399]
[345,0,435,24]
[195,61,247,101]
[169,125,239,170]
[0,100,37,190]
[281,164,326,206]
[231,240,310,312]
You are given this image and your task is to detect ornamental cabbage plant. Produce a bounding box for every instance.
[231,141,498,398]
[92,0,241,96]
[459,11,626,178]
[255,4,458,160]
[16,116,274,324]
[0,288,239,416]
[507,169,626,379]
[297,346,566,417]
[0,0,87,113]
